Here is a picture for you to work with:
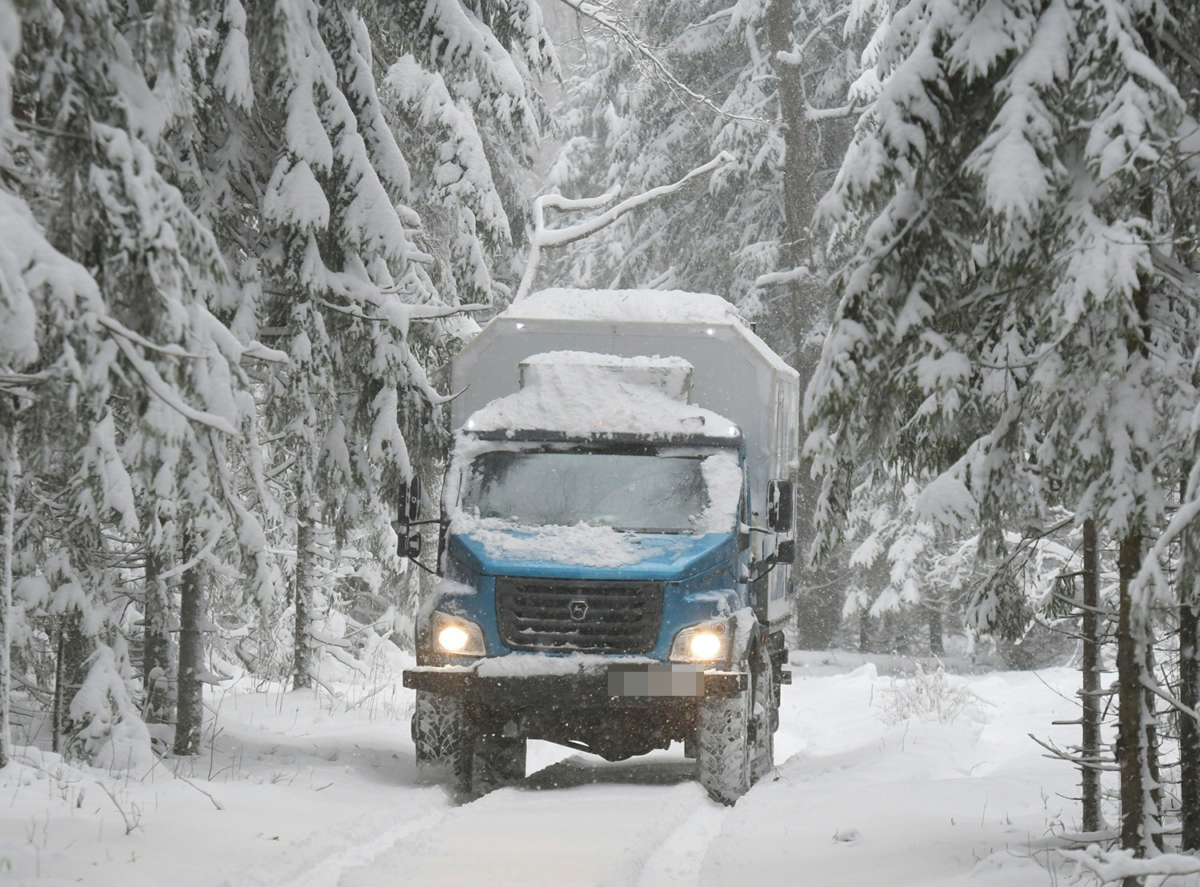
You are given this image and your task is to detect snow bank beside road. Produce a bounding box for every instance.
[705,662,1079,886]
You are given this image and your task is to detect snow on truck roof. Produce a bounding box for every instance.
[519,351,692,367]
[505,288,742,325]
[463,351,740,442]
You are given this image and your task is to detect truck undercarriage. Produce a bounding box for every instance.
[405,635,787,804]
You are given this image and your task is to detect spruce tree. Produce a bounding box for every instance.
[13,0,271,760]
[806,0,1200,863]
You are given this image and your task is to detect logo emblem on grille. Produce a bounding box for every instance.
[568,599,589,621]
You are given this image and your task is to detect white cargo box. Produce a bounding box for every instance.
[453,289,799,490]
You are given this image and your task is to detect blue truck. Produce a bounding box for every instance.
[400,289,800,803]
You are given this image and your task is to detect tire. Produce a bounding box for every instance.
[412,690,466,770]
[697,679,752,805]
[750,642,776,782]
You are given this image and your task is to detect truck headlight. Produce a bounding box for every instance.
[432,611,486,656]
[669,620,729,663]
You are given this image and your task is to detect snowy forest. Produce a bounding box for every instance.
[3,0,1200,884]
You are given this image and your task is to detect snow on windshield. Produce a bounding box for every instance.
[463,451,706,532]
[448,448,741,566]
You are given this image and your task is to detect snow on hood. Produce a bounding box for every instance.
[449,516,734,570]
[454,517,672,568]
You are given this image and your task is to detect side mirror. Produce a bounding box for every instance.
[399,476,422,527]
[767,480,794,533]
[774,538,795,566]
[407,476,422,523]
[398,532,422,560]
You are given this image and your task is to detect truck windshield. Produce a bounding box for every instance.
[461,450,729,533]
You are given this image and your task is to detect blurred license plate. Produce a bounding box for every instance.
[608,663,703,697]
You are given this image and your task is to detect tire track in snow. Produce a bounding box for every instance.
[634,798,730,887]
[339,754,722,887]
[217,785,451,887]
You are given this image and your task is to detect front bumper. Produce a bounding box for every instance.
[403,664,746,703]
[404,664,747,756]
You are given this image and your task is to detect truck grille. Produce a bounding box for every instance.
[495,578,664,654]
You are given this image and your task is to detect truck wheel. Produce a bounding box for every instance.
[413,690,466,769]
[470,735,527,795]
[751,642,776,782]
[697,679,752,805]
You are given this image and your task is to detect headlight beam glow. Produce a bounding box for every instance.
[688,631,723,660]
[438,624,470,652]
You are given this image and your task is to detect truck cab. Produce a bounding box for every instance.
[401,291,799,804]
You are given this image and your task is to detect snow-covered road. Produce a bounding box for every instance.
[2,655,1082,886]
[346,760,727,887]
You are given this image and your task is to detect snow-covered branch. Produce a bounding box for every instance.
[1139,672,1200,721]
[110,336,239,437]
[753,265,811,289]
[404,348,461,408]
[536,152,729,247]
[517,152,733,300]
[0,370,53,402]
[240,342,289,364]
[1136,485,1200,604]
[1160,28,1200,80]
[1061,846,1200,884]
[1150,246,1200,299]
[805,102,859,121]
[97,315,207,360]
[155,523,225,581]
[314,295,488,326]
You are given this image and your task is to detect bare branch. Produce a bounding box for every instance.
[1161,28,1200,79]
[551,0,765,126]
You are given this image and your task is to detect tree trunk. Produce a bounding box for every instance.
[53,610,89,755]
[1145,635,1163,853]
[762,0,818,316]
[0,425,15,769]
[859,610,870,654]
[143,550,173,724]
[1182,598,1200,847]
[294,520,315,690]
[1081,518,1103,834]
[928,596,944,657]
[763,0,820,400]
[1180,462,1200,848]
[764,0,842,644]
[1117,531,1157,879]
[174,535,206,756]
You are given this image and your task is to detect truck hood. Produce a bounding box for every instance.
[449,525,735,583]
